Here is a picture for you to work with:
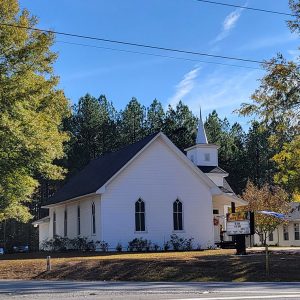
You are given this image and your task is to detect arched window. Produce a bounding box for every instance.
[53,211,56,237]
[173,199,183,231]
[77,205,81,236]
[135,198,145,232]
[64,208,68,237]
[91,202,96,235]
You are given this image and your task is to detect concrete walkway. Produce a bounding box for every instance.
[248,247,300,253]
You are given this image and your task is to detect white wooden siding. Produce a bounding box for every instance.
[101,137,214,250]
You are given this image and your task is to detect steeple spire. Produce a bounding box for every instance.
[196,107,208,144]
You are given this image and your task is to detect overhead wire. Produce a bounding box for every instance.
[0,22,266,65]
[194,0,296,17]
[56,40,263,70]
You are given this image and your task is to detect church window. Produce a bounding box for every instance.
[91,202,96,235]
[204,153,210,161]
[64,208,68,237]
[135,198,145,232]
[173,199,183,231]
[283,225,289,241]
[294,223,299,240]
[269,231,274,241]
[77,205,81,236]
[53,211,56,237]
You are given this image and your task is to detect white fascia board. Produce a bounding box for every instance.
[32,216,50,226]
[184,144,220,151]
[214,193,247,206]
[42,192,97,208]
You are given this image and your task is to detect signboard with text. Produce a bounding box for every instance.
[226,211,254,236]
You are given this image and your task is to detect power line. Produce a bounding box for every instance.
[57,40,262,70]
[0,22,265,65]
[195,0,296,17]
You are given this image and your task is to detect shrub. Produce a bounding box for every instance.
[168,234,194,251]
[116,242,122,252]
[128,238,151,252]
[41,236,95,252]
[41,236,71,252]
[71,237,90,251]
[163,241,170,251]
[95,240,109,252]
[152,244,160,251]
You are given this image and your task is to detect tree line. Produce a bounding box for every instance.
[0,0,299,248]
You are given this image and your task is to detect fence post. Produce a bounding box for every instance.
[46,256,51,271]
[265,244,270,278]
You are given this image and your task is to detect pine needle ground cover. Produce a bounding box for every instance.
[1,250,300,282]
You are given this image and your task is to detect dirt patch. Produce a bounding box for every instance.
[1,250,300,282]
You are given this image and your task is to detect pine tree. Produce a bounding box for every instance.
[146,99,165,134]
[120,97,147,144]
[65,94,102,174]
[98,95,120,153]
[164,101,197,151]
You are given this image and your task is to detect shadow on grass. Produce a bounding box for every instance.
[36,253,300,282]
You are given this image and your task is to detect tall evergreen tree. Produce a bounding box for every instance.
[164,101,197,151]
[245,122,275,188]
[146,99,165,134]
[205,111,247,194]
[65,94,101,174]
[120,97,147,144]
[98,95,120,153]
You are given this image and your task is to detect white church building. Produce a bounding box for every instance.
[33,115,246,250]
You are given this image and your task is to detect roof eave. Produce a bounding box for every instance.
[42,192,97,208]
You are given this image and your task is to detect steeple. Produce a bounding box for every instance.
[185,107,219,167]
[196,108,208,144]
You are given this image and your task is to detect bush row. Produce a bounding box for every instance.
[41,234,197,252]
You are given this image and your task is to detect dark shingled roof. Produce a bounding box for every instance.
[219,179,235,194]
[45,132,160,206]
[198,166,228,174]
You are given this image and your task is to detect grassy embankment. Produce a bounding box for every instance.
[1,249,299,281]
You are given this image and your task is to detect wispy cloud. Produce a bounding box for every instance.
[168,67,201,106]
[238,33,298,52]
[212,6,245,44]
[287,49,300,61]
[168,67,263,126]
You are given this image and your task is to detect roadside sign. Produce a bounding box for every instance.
[226,211,254,236]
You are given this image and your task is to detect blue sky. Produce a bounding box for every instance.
[20,0,299,126]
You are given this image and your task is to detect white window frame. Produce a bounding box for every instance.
[77,205,81,236]
[64,208,68,237]
[204,153,210,162]
[91,202,96,235]
[135,198,146,232]
[294,223,300,240]
[268,231,274,242]
[53,210,57,237]
[173,199,183,231]
[283,225,289,241]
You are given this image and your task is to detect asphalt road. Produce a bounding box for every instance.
[0,281,300,300]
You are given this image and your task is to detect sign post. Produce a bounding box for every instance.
[226,211,254,255]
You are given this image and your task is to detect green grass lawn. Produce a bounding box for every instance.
[0,249,299,281]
